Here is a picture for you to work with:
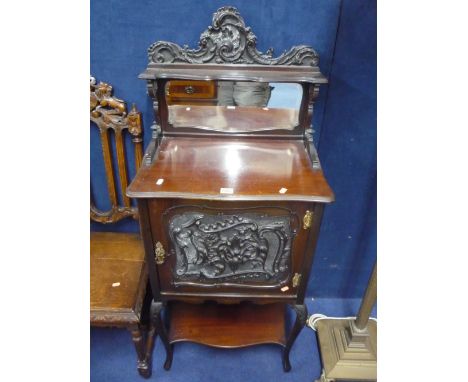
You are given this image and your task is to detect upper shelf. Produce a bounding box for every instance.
[140,64,327,84]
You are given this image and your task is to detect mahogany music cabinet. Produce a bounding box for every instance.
[127,6,334,372]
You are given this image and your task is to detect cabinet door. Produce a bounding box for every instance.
[148,200,313,297]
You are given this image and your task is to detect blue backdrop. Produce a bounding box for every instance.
[90,0,376,298]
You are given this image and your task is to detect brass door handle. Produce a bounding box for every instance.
[303,210,313,230]
[292,273,301,288]
[154,241,166,265]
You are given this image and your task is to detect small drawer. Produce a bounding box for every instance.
[166,80,216,99]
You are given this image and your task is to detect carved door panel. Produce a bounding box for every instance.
[147,200,314,297]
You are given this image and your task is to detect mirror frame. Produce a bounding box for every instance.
[156,79,313,138]
[141,6,326,139]
[163,80,305,134]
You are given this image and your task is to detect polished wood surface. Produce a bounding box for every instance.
[90,232,147,324]
[127,136,334,202]
[168,301,286,347]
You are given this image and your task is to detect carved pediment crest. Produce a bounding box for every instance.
[148,6,319,66]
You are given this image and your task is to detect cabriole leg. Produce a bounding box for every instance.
[282,303,308,372]
[143,321,157,377]
[151,300,173,370]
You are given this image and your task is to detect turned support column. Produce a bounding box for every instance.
[349,263,377,338]
[355,263,377,330]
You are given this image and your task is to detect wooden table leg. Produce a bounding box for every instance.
[282,303,308,372]
[129,325,151,378]
[151,300,173,370]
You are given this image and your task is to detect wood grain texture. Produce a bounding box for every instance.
[90,77,144,223]
[90,232,147,325]
[168,301,286,347]
[166,80,217,106]
[114,129,130,207]
[98,128,119,207]
[127,136,334,202]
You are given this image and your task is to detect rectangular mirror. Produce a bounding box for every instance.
[165,80,303,133]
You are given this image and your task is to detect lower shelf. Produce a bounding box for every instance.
[168,301,287,348]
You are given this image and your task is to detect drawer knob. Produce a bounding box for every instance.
[303,210,313,230]
[154,241,166,265]
[184,85,195,94]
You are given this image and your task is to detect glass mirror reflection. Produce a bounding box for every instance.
[165,80,303,133]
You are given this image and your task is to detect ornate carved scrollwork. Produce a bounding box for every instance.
[147,6,319,66]
[90,205,137,224]
[91,77,125,128]
[168,212,293,286]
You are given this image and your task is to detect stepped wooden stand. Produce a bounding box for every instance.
[314,264,377,382]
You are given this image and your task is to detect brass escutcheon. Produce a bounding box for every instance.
[154,241,165,265]
[303,210,313,229]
